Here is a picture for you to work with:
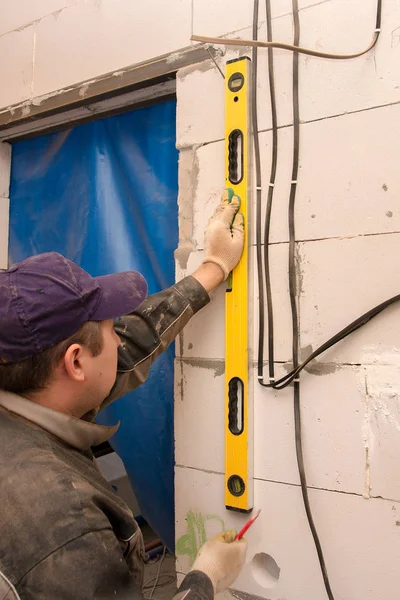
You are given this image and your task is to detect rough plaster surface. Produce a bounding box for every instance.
[298,233,400,365]
[0,0,193,106]
[175,148,199,271]
[176,250,227,360]
[364,365,400,500]
[193,0,338,38]
[190,103,400,247]
[0,0,76,37]
[33,0,192,97]
[0,26,34,107]
[175,468,400,600]
[176,245,293,363]
[0,0,398,113]
[175,363,389,499]
[178,0,400,146]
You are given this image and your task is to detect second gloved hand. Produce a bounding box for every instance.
[203,189,245,280]
[190,531,247,594]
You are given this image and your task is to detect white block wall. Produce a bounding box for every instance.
[174,1,400,599]
[0,0,192,107]
[0,1,400,599]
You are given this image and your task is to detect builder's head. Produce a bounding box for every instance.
[0,253,147,416]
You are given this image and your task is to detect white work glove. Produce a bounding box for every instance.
[190,531,247,594]
[203,189,245,280]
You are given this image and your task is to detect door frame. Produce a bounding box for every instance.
[0,44,217,142]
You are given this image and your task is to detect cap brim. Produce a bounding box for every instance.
[91,271,148,320]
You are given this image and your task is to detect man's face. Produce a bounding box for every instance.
[85,319,121,410]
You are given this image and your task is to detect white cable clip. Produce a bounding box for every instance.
[269,377,275,383]
[257,374,264,380]
[256,186,262,191]
[291,180,298,185]
[293,377,300,383]
[269,182,275,188]
[375,28,381,32]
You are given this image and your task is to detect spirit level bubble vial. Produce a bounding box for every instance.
[225,57,253,512]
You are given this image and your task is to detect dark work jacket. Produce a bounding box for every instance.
[0,277,213,600]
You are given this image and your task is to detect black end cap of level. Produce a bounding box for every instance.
[225,505,253,514]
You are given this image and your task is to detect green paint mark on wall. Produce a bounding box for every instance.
[176,511,225,565]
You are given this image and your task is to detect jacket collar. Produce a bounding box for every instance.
[0,391,119,451]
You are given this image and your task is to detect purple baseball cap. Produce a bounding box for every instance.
[0,252,148,364]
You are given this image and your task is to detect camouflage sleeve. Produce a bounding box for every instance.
[101,276,210,409]
[172,571,214,600]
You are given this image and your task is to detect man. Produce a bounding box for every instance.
[0,191,247,600]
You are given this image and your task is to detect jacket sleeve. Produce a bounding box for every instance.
[101,276,210,410]
[172,571,214,600]
[17,529,143,600]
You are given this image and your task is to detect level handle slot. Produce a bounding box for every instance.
[228,377,244,435]
[228,129,244,184]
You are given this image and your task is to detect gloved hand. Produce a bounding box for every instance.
[203,189,245,280]
[190,531,247,594]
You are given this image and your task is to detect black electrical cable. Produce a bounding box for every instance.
[250,0,336,592]
[263,0,279,383]
[193,0,382,59]
[256,0,383,386]
[289,0,300,375]
[253,0,266,384]
[250,2,384,598]
[250,0,387,393]
[271,291,400,390]
[289,3,335,599]
[255,0,279,385]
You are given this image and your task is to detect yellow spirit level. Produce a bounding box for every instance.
[225,56,253,512]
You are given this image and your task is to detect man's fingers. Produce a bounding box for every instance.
[211,189,240,221]
[217,530,237,544]
[221,188,235,204]
[216,194,241,227]
[224,193,240,208]
[232,211,245,232]
[203,188,245,279]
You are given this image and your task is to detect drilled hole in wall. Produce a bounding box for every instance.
[250,552,280,589]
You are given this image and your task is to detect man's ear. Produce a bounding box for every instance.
[63,344,86,383]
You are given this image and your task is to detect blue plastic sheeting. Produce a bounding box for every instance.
[9,101,179,550]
